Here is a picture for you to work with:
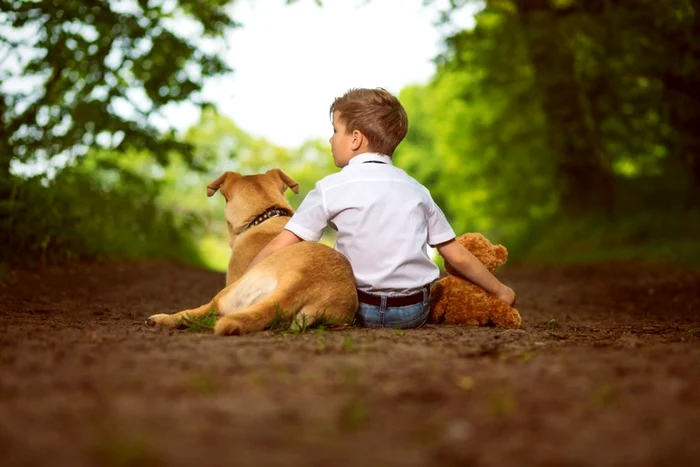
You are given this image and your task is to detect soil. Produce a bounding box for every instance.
[1,260,699,467]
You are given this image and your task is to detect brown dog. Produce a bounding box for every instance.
[146,169,358,335]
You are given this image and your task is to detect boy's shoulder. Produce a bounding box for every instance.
[315,163,432,197]
[315,170,346,189]
[394,167,433,195]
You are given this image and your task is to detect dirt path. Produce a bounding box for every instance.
[1,260,699,467]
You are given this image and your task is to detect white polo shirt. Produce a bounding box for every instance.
[285,152,456,295]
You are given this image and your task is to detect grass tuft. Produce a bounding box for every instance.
[267,302,351,335]
[181,310,217,332]
[266,302,295,332]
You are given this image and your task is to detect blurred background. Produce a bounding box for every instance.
[1,0,699,272]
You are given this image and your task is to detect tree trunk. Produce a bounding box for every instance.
[513,0,614,216]
[662,3,700,200]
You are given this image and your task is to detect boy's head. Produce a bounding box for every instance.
[329,88,408,163]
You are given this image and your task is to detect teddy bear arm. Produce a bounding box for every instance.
[488,297,522,329]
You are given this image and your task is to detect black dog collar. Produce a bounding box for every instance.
[245,207,291,231]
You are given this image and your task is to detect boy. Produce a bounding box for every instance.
[249,88,516,328]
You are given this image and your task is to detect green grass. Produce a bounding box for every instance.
[181,310,217,332]
[174,302,353,335]
[265,302,351,335]
[266,302,295,332]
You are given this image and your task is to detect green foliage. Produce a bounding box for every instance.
[0,0,235,175]
[0,104,338,267]
[4,0,698,270]
[0,0,241,266]
[400,0,700,265]
[513,206,700,268]
[171,109,338,269]
[181,107,337,210]
[0,151,203,265]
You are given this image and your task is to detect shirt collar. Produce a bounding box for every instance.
[347,152,393,166]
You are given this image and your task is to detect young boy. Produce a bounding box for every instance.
[249,88,516,328]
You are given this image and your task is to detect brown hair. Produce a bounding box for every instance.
[330,88,408,156]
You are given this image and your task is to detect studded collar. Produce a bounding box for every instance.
[244,207,292,232]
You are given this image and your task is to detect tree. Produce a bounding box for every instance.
[421,0,700,218]
[511,0,614,214]
[0,0,235,179]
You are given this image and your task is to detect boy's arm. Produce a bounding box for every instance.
[247,182,329,271]
[247,230,302,271]
[436,239,516,306]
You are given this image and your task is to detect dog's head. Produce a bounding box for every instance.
[206,169,300,235]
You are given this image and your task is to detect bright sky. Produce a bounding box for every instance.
[171,0,476,148]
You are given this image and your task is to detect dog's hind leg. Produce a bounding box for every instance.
[147,302,214,329]
[214,296,294,336]
[147,272,277,331]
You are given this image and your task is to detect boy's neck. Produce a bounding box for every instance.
[345,152,392,166]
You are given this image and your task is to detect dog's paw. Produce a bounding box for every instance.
[214,318,243,336]
[146,314,175,328]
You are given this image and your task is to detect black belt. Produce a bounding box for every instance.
[357,288,428,307]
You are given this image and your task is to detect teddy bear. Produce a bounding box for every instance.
[428,233,521,328]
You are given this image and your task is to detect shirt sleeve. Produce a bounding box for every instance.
[284,183,328,241]
[426,197,456,246]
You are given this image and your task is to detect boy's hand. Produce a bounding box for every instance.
[496,284,516,306]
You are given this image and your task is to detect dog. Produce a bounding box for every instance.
[146,169,358,336]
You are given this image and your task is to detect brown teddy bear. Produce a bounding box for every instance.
[429,233,521,328]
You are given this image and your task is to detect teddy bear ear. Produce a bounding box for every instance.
[456,233,478,252]
[495,245,508,265]
[456,234,470,248]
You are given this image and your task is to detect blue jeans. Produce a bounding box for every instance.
[355,289,430,329]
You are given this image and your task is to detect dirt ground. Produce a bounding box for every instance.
[1,260,699,467]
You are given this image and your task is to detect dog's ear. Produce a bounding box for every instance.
[267,168,300,194]
[207,171,242,200]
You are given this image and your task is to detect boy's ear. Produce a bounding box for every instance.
[267,168,300,194]
[351,130,364,151]
[207,171,242,200]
